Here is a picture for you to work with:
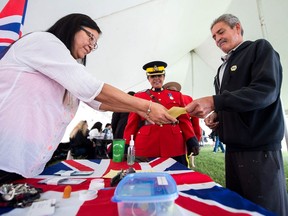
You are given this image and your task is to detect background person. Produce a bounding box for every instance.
[69,120,93,158]
[89,121,103,138]
[209,130,225,153]
[124,61,199,166]
[0,13,176,184]
[213,134,225,153]
[110,91,136,158]
[102,123,113,140]
[185,13,288,215]
[91,121,103,133]
[112,91,135,139]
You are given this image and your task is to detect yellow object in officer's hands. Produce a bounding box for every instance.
[168,107,187,118]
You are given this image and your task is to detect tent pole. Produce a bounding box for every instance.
[256,0,269,39]
[190,51,194,96]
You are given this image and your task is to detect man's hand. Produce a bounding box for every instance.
[204,112,219,130]
[185,96,214,118]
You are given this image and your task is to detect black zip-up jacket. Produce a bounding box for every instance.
[213,39,284,151]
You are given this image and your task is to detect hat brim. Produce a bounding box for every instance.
[146,71,165,76]
[163,82,182,91]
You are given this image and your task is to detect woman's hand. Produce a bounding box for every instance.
[137,102,177,125]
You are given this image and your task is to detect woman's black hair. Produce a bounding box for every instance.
[46,13,102,65]
[91,121,103,132]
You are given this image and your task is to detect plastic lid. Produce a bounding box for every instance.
[111,172,178,203]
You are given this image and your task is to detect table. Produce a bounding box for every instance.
[90,138,113,159]
[0,158,274,216]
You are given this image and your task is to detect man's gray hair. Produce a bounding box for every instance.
[211,14,244,36]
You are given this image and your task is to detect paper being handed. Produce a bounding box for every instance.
[167,106,187,118]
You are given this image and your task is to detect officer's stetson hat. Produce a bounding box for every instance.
[163,82,182,92]
[143,61,167,76]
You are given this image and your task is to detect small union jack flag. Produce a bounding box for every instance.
[0,0,28,54]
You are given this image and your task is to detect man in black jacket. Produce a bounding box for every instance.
[185,14,287,216]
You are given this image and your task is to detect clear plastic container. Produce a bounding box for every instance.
[111,172,178,216]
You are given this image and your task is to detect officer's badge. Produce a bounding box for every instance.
[168,93,174,100]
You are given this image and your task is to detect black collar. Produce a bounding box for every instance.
[151,87,163,92]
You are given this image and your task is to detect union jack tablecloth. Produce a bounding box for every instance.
[0,158,274,216]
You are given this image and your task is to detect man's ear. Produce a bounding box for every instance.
[235,23,242,34]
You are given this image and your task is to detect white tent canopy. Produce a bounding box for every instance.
[1,0,287,144]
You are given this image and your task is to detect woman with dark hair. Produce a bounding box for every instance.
[91,121,103,133]
[0,13,176,183]
[88,121,103,139]
[46,13,101,66]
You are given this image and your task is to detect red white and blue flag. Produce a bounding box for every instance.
[0,158,275,215]
[0,0,28,54]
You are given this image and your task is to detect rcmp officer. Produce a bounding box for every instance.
[123,61,199,166]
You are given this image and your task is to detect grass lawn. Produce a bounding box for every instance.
[190,145,288,190]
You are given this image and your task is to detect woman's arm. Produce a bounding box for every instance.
[96,84,177,124]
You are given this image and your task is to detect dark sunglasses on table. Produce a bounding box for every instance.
[80,26,98,51]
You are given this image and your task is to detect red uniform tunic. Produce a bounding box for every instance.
[123,89,196,157]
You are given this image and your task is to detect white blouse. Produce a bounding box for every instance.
[0,32,104,177]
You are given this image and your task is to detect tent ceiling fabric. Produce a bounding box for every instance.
[1,0,287,111]
[88,0,232,92]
